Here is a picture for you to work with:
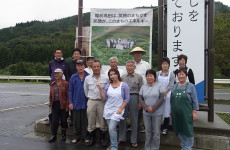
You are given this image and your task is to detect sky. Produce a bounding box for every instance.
[0,0,229,29]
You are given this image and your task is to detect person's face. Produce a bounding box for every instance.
[109,59,118,69]
[179,58,186,68]
[109,71,118,82]
[162,62,169,71]
[178,71,187,83]
[76,64,85,73]
[87,58,94,67]
[146,74,155,84]
[133,52,143,60]
[92,62,101,74]
[73,51,80,60]
[126,63,135,75]
[54,50,63,60]
[54,72,63,80]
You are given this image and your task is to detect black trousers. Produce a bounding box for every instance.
[73,109,88,140]
[51,101,68,135]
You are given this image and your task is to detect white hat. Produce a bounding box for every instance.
[129,47,146,55]
[54,68,63,73]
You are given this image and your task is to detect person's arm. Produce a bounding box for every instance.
[48,61,52,77]
[49,85,52,107]
[97,82,108,100]
[83,77,89,98]
[166,72,176,92]
[116,101,128,114]
[122,83,130,103]
[151,93,165,112]
[65,82,69,111]
[68,77,74,110]
[139,95,148,110]
[188,68,195,84]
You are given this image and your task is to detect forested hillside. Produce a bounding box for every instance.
[0,2,229,78]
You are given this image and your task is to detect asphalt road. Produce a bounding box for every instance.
[0,83,228,150]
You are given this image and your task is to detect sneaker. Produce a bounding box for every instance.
[162,129,168,135]
[139,126,145,133]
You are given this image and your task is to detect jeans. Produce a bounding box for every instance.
[119,94,139,143]
[178,133,194,150]
[107,119,119,150]
[143,114,162,150]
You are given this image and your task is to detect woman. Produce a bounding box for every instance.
[139,69,164,150]
[156,57,175,135]
[48,68,69,143]
[171,68,199,150]
[97,68,130,150]
[174,54,195,84]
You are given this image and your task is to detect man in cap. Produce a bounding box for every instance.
[48,68,69,143]
[129,47,151,84]
[129,47,151,133]
[84,56,95,75]
[69,60,89,143]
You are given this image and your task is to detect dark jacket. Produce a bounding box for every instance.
[49,79,69,111]
[49,58,69,82]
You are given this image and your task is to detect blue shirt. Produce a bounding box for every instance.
[68,71,89,110]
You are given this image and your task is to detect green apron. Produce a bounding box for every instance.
[171,82,193,137]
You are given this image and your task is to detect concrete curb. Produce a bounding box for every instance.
[35,117,230,150]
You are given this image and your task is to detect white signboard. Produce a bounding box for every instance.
[167,0,205,102]
[90,9,153,67]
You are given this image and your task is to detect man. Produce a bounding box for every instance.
[84,56,94,75]
[84,60,109,147]
[67,48,82,126]
[129,47,151,133]
[69,60,89,143]
[49,49,69,83]
[67,48,82,80]
[48,68,69,143]
[118,60,144,147]
[129,47,151,84]
[104,56,125,76]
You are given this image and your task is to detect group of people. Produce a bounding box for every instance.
[48,46,199,150]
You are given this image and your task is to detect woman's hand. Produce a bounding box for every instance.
[193,110,197,120]
[116,107,123,114]
[147,106,153,113]
[96,82,102,91]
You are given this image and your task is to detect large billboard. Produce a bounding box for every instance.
[90,9,153,66]
[167,0,205,102]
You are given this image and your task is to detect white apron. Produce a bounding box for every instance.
[158,71,171,118]
[103,82,124,121]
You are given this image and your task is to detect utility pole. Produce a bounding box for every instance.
[77,0,83,50]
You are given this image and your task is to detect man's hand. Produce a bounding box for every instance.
[69,104,73,110]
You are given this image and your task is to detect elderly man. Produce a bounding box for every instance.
[129,47,151,133]
[118,60,143,147]
[69,60,89,143]
[48,68,69,143]
[84,60,109,147]
[105,56,125,76]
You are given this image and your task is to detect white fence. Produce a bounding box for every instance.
[0,75,229,84]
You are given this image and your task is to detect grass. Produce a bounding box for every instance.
[216,112,230,126]
[214,84,230,89]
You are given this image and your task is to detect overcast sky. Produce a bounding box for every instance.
[0,0,229,29]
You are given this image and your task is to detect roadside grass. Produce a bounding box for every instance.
[214,84,230,89]
[216,112,230,126]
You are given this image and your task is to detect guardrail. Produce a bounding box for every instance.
[0,75,50,82]
[0,75,229,84]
